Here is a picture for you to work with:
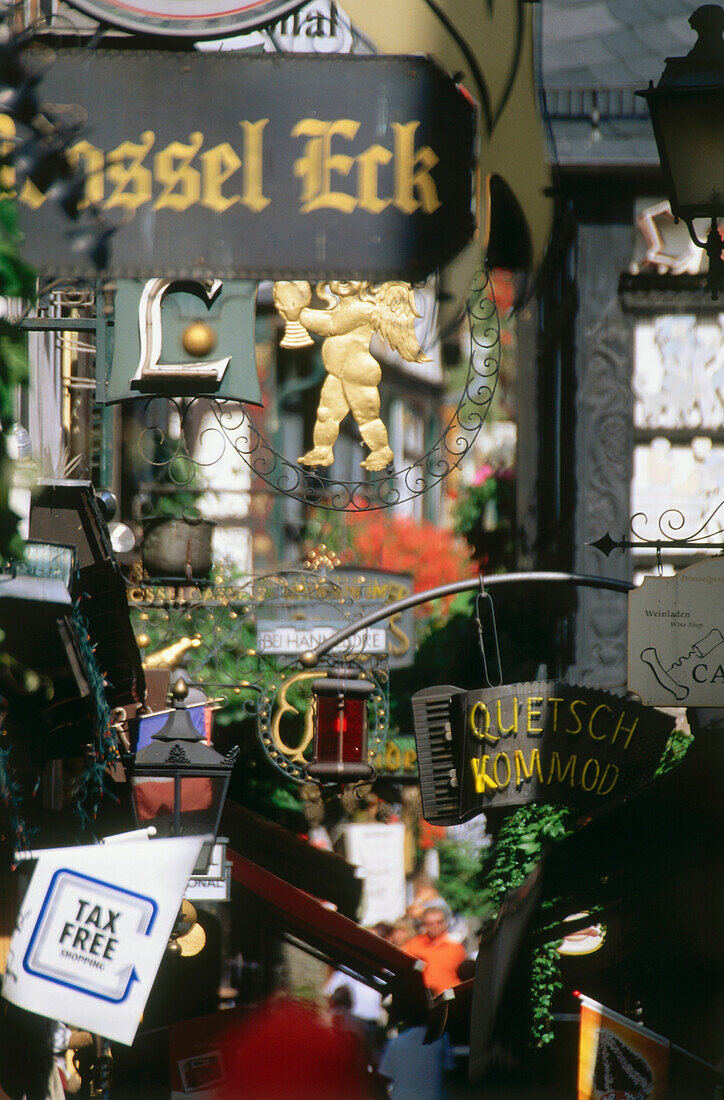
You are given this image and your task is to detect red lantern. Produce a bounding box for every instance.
[307,668,375,782]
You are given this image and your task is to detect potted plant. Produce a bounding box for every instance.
[451,465,516,570]
[141,453,215,580]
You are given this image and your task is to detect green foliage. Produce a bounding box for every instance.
[476,804,574,1047]
[452,471,515,538]
[436,839,487,919]
[0,197,34,562]
[142,451,202,520]
[478,804,574,919]
[530,942,564,1048]
[655,724,693,775]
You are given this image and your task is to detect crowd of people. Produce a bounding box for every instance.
[218,872,475,1099]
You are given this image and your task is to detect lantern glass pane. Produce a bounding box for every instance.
[131,774,220,836]
[341,698,365,763]
[655,91,724,216]
[315,695,367,763]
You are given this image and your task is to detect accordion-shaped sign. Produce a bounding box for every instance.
[412,682,674,826]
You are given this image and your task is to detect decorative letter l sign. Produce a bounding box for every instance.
[98,278,262,406]
[131,279,231,391]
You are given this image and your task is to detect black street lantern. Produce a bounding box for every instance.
[307,667,375,783]
[638,4,724,297]
[130,679,236,873]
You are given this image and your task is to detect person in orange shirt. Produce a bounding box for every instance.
[403,904,467,997]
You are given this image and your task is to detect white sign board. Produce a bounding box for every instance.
[628,557,724,707]
[2,835,206,1045]
[185,841,231,902]
[256,622,387,655]
[344,822,406,926]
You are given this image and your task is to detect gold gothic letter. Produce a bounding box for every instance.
[292,118,359,213]
[154,132,204,212]
[106,131,155,211]
[392,122,440,214]
[239,120,270,212]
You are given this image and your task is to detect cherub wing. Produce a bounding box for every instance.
[374,282,431,363]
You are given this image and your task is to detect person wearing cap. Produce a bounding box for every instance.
[402,903,467,996]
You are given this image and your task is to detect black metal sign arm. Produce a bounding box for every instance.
[299,571,634,667]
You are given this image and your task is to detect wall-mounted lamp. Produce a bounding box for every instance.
[307,667,375,783]
[638,4,724,297]
[129,679,236,873]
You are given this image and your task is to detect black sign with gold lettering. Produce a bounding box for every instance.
[412,682,674,825]
[6,50,476,281]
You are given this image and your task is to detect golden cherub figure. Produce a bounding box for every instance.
[273,280,430,471]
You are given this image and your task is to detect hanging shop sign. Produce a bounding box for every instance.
[333,569,414,669]
[371,734,417,778]
[343,822,406,926]
[628,556,724,708]
[256,621,387,656]
[184,840,231,902]
[8,50,476,282]
[2,834,205,1045]
[256,568,414,667]
[412,682,674,826]
[63,0,304,37]
[99,279,261,404]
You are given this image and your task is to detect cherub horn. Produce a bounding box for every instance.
[280,319,314,348]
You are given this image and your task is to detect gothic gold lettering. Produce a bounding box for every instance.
[293,118,359,213]
[388,612,410,658]
[271,671,319,761]
[0,114,16,194]
[68,140,105,208]
[200,141,240,212]
[385,741,402,771]
[154,131,204,212]
[106,130,155,211]
[240,120,270,212]
[392,121,441,214]
[356,143,392,213]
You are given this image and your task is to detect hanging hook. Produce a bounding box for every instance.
[475,574,502,688]
[656,541,663,576]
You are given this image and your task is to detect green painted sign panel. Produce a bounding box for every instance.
[99,279,261,404]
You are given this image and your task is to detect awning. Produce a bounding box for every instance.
[221,800,362,919]
[228,848,429,1018]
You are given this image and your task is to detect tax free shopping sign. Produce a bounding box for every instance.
[2,835,205,1045]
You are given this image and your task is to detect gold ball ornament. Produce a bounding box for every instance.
[182,321,217,358]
